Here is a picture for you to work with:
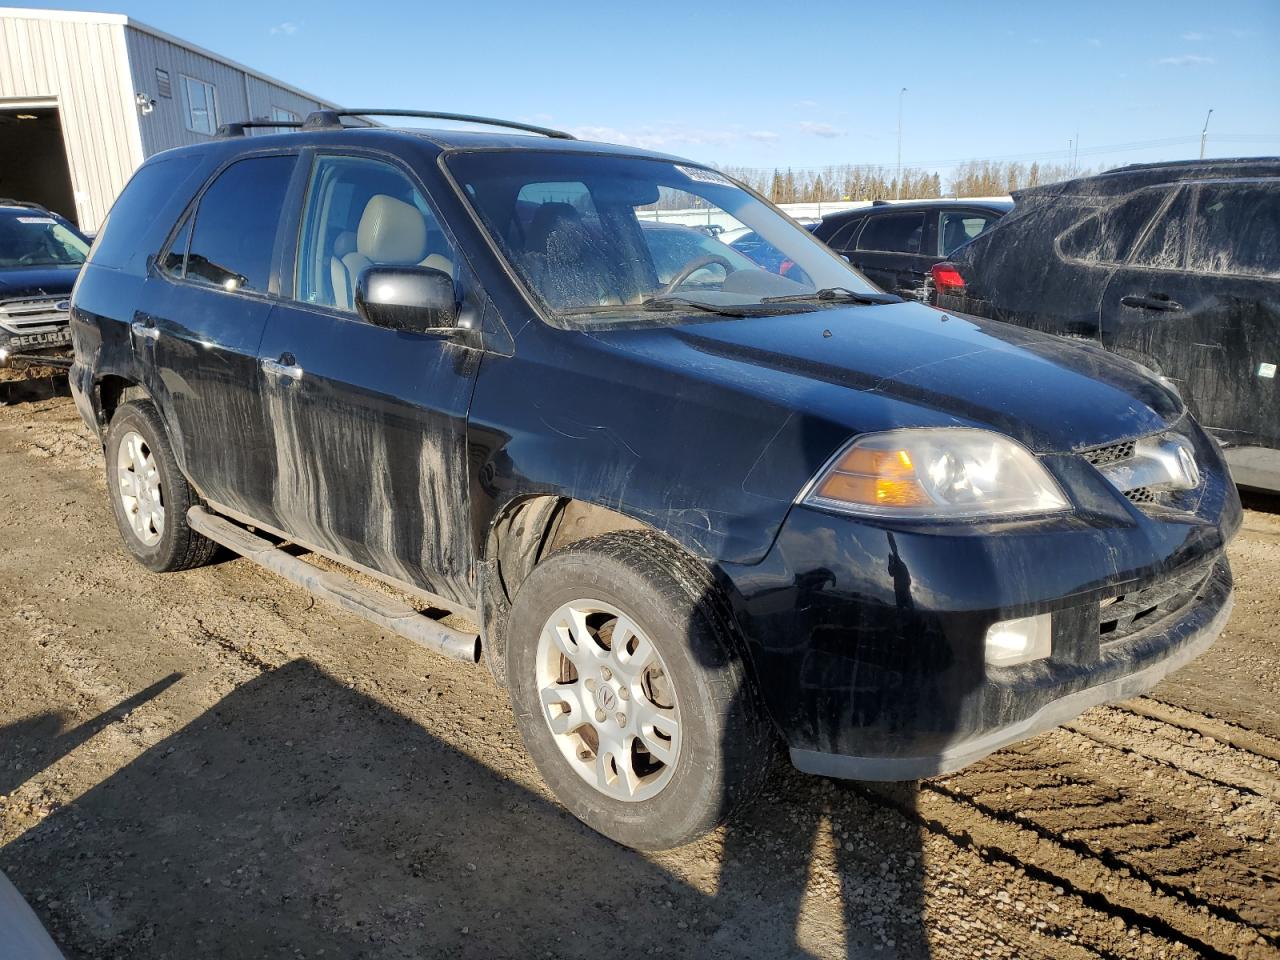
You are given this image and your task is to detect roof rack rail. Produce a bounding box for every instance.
[0,198,46,210]
[300,109,575,140]
[215,120,305,139]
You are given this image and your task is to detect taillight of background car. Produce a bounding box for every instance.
[930,261,965,295]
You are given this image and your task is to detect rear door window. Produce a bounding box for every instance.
[938,211,998,256]
[856,212,925,253]
[184,155,296,293]
[1188,183,1280,277]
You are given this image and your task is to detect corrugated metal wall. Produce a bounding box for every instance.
[1,10,337,232]
[125,29,330,156]
[0,13,139,231]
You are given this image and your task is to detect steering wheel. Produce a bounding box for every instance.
[658,254,736,296]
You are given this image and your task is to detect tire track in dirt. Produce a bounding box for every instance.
[855,700,1280,959]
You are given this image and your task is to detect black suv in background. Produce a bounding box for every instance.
[0,201,89,369]
[811,198,1011,299]
[935,159,1280,492]
[71,112,1238,850]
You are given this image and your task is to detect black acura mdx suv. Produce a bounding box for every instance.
[71,112,1239,850]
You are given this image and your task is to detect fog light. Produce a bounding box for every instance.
[0,346,9,367]
[985,613,1052,667]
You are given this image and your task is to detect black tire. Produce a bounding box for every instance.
[104,400,217,573]
[506,531,773,850]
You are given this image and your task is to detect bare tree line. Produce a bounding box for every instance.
[711,160,1091,203]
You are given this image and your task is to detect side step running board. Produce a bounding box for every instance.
[187,506,480,664]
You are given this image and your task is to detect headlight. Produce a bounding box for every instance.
[801,428,1069,519]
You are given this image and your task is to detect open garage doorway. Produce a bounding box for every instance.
[0,104,77,225]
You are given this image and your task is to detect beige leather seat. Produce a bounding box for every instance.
[330,195,455,310]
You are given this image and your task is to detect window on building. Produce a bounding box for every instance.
[181,75,218,135]
[185,155,296,293]
[155,68,172,99]
[270,106,299,124]
[855,212,925,254]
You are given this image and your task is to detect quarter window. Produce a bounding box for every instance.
[856,213,925,254]
[826,218,864,251]
[1189,184,1280,278]
[296,155,456,312]
[181,75,218,135]
[184,155,296,293]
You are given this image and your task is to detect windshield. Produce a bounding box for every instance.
[447,151,879,323]
[0,212,89,269]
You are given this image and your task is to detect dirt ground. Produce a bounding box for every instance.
[1,390,1277,960]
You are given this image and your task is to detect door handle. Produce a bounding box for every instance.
[130,320,160,341]
[260,356,304,381]
[1120,294,1183,312]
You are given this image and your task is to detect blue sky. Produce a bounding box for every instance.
[26,0,1280,178]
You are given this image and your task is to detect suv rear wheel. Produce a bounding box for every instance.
[105,400,217,572]
[506,531,772,850]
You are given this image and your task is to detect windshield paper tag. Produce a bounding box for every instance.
[16,216,57,224]
[676,165,733,187]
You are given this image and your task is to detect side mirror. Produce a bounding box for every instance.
[355,265,457,333]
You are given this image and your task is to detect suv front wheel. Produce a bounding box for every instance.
[506,531,772,850]
[105,400,217,573]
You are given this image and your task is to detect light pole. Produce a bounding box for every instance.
[896,87,907,200]
[1199,108,1213,160]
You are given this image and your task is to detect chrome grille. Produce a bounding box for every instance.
[1081,439,1135,467]
[0,297,70,335]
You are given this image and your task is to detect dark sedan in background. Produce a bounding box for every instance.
[933,159,1280,492]
[0,200,89,369]
[811,198,1011,300]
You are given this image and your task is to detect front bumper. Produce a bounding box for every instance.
[789,556,1231,779]
[720,431,1240,781]
[0,327,72,367]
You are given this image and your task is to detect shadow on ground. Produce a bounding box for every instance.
[0,661,934,959]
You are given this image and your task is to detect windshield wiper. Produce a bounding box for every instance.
[760,287,902,305]
[637,295,784,317]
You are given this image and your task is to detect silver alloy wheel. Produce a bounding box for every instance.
[536,600,682,802]
[115,430,165,547]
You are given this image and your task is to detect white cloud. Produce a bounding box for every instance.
[797,121,846,139]
[748,130,780,142]
[1181,31,1204,40]
[1157,53,1215,66]
[270,21,299,36]
[1087,37,1102,48]
[796,99,819,110]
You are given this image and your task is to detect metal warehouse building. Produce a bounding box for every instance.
[0,6,341,231]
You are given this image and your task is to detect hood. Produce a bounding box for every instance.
[0,265,81,302]
[591,301,1183,453]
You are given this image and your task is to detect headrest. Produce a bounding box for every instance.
[333,230,358,259]
[525,202,582,251]
[357,195,428,263]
